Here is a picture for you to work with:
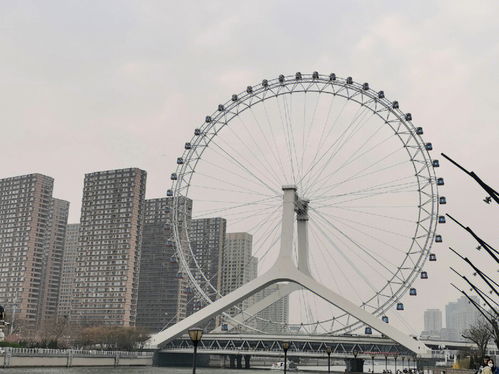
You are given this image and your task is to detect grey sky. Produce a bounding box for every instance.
[1,1,497,333]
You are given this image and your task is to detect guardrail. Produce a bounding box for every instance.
[2,347,153,357]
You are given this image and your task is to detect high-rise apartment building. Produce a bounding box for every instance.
[255,283,289,334]
[445,296,480,341]
[221,232,258,330]
[422,309,442,338]
[187,218,226,315]
[39,198,70,324]
[0,174,69,329]
[71,168,146,326]
[57,223,80,319]
[136,197,192,332]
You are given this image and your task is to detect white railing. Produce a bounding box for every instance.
[3,347,153,358]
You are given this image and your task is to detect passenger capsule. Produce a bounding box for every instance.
[435,235,442,243]
[170,173,177,180]
[247,86,253,94]
[438,216,446,223]
[169,255,178,264]
[312,71,319,79]
[218,104,225,111]
[392,101,399,109]
[429,253,437,261]
[176,271,184,279]
[382,316,389,323]
[329,73,337,81]
[279,74,285,83]
[205,116,212,123]
[439,196,447,204]
[362,82,369,90]
[176,158,184,165]
[416,127,424,135]
[346,76,353,84]
[365,327,372,335]
[262,79,268,88]
[221,323,229,331]
[185,287,192,294]
[409,288,417,296]
[437,178,445,186]
[405,113,412,121]
[295,72,302,80]
[425,143,433,151]
[421,271,428,279]
[166,189,173,197]
[194,128,201,136]
[378,91,385,99]
[432,160,440,167]
[232,94,238,101]
[185,142,192,150]
[396,303,404,311]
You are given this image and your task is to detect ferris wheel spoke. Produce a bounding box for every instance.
[303,108,374,193]
[309,130,393,193]
[299,102,366,189]
[191,183,274,198]
[275,94,297,184]
[210,139,279,195]
[312,219,379,300]
[308,149,409,198]
[231,112,286,187]
[281,93,301,184]
[193,196,279,217]
[212,134,283,190]
[312,208,404,283]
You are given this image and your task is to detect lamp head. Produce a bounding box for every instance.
[188,327,204,343]
[282,341,289,351]
[326,346,332,354]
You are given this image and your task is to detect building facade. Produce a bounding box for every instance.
[71,168,146,326]
[445,296,480,341]
[0,174,69,329]
[57,223,80,319]
[136,197,192,332]
[39,198,70,324]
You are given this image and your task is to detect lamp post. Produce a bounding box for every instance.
[282,341,289,374]
[188,327,204,374]
[326,346,332,373]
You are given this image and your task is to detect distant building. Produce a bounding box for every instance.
[445,296,480,341]
[421,309,442,338]
[187,217,226,313]
[255,283,289,334]
[0,174,69,329]
[136,197,192,332]
[71,168,147,326]
[221,232,258,330]
[57,223,80,319]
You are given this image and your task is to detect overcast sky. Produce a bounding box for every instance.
[1,1,497,334]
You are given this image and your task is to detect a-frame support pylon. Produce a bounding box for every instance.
[146,186,429,355]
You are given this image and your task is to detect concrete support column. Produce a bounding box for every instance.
[229,355,236,368]
[236,355,242,369]
[244,354,251,369]
[345,358,364,373]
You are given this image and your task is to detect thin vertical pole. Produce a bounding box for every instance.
[284,349,288,374]
[328,352,331,374]
[192,342,198,374]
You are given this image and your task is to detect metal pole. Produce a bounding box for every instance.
[284,348,287,374]
[192,341,198,374]
[385,356,388,372]
[372,356,375,373]
[328,351,331,374]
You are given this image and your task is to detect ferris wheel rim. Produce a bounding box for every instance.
[170,72,440,332]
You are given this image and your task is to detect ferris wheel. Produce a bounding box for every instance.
[168,72,444,335]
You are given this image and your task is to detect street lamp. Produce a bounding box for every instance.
[188,327,204,374]
[326,346,332,373]
[282,341,290,374]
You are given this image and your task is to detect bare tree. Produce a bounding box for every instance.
[462,318,493,360]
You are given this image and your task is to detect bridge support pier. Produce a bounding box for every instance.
[345,358,364,373]
[236,355,242,369]
[229,355,236,368]
[244,355,251,369]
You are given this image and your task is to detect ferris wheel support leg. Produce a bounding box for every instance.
[210,282,301,333]
[285,269,431,357]
[145,270,286,348]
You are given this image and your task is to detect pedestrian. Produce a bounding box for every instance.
[482,359,494,374]
[478,356,492,374]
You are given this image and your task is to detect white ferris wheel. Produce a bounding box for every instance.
[165,72,444,341]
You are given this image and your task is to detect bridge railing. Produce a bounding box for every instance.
[2,347,153,358]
